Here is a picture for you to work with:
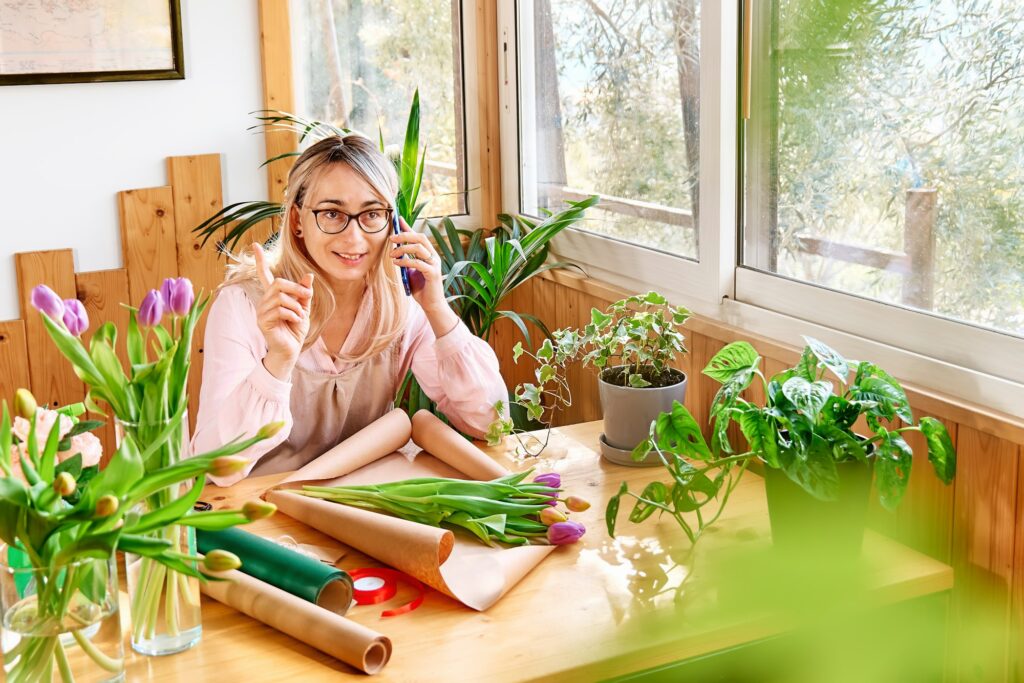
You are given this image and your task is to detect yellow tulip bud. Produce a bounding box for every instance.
[565,495,591,512]
[242,500,277,521]
[209,456,248,478]
[53,472,76,497]
[95,495,119,518]
[203,549,241,572]
[540,507,568,526]
[257,421,286,439]
[14,389,38,420]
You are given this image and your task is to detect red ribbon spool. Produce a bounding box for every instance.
[349,567,426,617]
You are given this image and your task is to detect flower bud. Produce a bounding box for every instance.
[210,456,248,478]
[14,388,38,420]
[565,495,591,512]
[256,421,286,440]
[242,500,277,521]
[533,472,561,488]
[53,471,76,497]
[203,549,241,572]
[161,277,195,316]
[62,298,89,337]
[31,285,65,321]
[138,289,165,327]
[547,520,586,545]
[95,495,119,518]
[539,507,567,526]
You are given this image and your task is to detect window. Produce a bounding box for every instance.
[743,0,1024,338]
[290,0,469,218]
[514,0,701,261]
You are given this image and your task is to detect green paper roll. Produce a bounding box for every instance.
[197,527,353,614]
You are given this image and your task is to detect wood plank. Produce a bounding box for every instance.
[949,426,1018,683]
[118,186,178,304]
[76,268,131,465]
[474,0,502,224]
[258,0,297,208]
[168,154,227,432]
[15,250,82,409]
[0,320,30,406]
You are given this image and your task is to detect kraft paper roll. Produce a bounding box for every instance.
[268,408,556,611]
[197,527,353,614]
[201,569,392,675]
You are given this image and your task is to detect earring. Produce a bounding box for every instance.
[295,230,303,238]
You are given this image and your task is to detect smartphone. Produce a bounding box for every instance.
[393,209,412,296]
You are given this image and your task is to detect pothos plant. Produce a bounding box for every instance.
[486,291,690,448]
[605,336,957,543]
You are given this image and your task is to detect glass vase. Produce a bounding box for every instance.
[0,546,125,683]
[115,416,202,656]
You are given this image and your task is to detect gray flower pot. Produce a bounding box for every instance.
[597,366,687,466]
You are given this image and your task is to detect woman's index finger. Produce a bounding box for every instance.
[252,242,275,288]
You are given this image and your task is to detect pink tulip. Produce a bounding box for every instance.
[161,277,194,316]
[547,520,586,545]
[62,298,89,337]
[139,289,165,327]
[30,285,64,321]
[533,472,561,488]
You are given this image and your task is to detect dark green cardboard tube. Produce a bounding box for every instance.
[197,527,353,614]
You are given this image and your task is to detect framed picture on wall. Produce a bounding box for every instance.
[0,0,184,86]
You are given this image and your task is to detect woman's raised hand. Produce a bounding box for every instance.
[252,242,314,380]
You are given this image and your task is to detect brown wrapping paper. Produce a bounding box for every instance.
[201,569,392,675]
[267,409,555,611]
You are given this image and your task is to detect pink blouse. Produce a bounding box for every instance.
[192,285,507,485]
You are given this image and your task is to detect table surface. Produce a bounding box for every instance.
[121,421,953,682]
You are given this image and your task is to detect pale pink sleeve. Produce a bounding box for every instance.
[191,286,293,486]
[401,304,508,438]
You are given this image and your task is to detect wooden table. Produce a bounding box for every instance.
[122,422,953,682]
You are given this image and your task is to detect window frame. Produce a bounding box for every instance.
[287,0,482,230]
[495,0,1024,418]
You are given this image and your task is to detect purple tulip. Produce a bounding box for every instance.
[30,285,64,321]
[62,298,89,337]
[161,277,194,316]
[547,520,586,546]
[138,289,165,327]
[533,472,561,488]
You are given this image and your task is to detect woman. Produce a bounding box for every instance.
[192,134,507,486]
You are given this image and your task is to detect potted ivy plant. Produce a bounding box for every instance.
[606,336,957,557]
[494,291,690,465]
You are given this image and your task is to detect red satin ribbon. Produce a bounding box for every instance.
[349,567,426,617]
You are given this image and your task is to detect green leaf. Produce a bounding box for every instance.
[628,481,668,523]
[631,438,653,463]
[919,417,956,484]
[628,373,652,388]
[654,401,712,460]
[512,341,524,362]
[590,308,612,327]
[820,425,869,464]
[55,452,83,480]
[802,336,850,384]
[781,377,833,419]
[536,338,554,361]
[536,364,556,384]
[875,431,913,511]
[605,482,629,537]
[642,291,668,305]
[672,471,720,511]
[739,408,779,467]
[703,341,760,383]
[780,437,840,501]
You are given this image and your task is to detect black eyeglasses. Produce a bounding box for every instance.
[307,206,392,234]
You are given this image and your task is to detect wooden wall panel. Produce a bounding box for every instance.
[168,154,226,431]
[15,250,82,409]
[258,0,296,206]
[76,268,131,464]
[0,321,30,406]
[949,428,1019,683]
[119,186,178,304]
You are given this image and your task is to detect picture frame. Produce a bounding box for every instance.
[0,0,185,86]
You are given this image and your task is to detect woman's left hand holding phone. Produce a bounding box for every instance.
[252,242,315,381]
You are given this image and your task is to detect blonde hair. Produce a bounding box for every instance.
[223,134,406,362]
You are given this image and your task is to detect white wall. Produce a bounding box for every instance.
[0,0,268,320]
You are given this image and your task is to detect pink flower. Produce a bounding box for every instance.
[62,298,89,337]
[13,411,73,444]
[30,285,64,321]
[65,432,102,467]
[139,289,165,327]
[533,472,561,488]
